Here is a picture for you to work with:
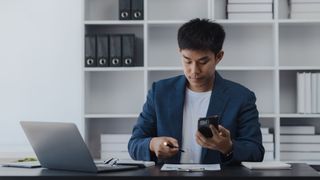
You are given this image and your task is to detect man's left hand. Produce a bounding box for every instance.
[195,125,233,155]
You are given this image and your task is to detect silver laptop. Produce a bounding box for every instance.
[20,121,138,173]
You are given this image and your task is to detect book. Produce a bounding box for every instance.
[228,12,273,20]
[280,135,320,143]
[297,72,305,113]
[291,12,320,19]
[317,73,320,113]
[227,3,273,13]
[280,143,320,152]
[291,3,320,13]
[228,0,273,3]
[311,73,317,113]
[290,0,320,3]
[241,161,291,170]
[100,134,131,143]
[261,127,270,134]
[305,72,312,114]
[263,142,274,151]
[263,151,274,161]
[262,133,274,142]
[280,126,315,135]
[281,152,320,160]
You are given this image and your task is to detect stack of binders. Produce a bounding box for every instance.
[261,127,274,161]
[119,0,144,20]
[227,0,273,20]
[85,34,136,67]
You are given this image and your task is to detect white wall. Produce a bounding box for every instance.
[0,0,83,158]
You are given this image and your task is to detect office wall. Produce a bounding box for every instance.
[0,0,83,157]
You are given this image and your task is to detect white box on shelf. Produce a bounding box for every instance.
[228,12,273,20]
[280,135,320,143]
[263,142,274,152]
[227,3,273,13]
[280,143,320,152]
[262,134,274,143]
[280,152,320,161]
[280,126,315,135]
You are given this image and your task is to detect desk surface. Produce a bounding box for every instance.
[0,163,319,180]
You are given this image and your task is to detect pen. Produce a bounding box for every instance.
[163,142,185,152]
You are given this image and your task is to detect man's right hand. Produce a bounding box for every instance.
[149,137,179,159]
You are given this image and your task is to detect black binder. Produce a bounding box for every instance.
[121,34,135,67]
[119,0,131,20]
[131,0,144,20]
[109,35,122,67]
[85,34,97,67]
[97,34,109,67]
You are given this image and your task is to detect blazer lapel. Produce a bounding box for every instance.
[168,76,186,162]
[201,72,229,163]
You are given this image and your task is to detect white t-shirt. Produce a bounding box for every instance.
[180,88,212,164]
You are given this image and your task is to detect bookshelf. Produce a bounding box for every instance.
[83,0,320,164]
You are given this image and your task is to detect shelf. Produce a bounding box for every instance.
[84,0,320,161]
[147,0,208,21]
[216,20,274,25]
[85,67,144,72]
[85,114,139,118]
[280,114,320,118]
[279,66,320,70]
[84,20,144,25]
[278,20,320,24]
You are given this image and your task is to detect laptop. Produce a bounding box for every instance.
[20,121,138,173]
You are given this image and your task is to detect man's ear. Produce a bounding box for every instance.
[216,50,224,64]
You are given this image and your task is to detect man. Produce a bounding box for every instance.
[128,18,264,165]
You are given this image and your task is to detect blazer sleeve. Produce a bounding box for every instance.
[128,83,157,161]
[222,91,265,165]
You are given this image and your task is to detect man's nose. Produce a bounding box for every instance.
[190,63,200,74]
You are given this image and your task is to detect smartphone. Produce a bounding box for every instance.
[197,115,219,138]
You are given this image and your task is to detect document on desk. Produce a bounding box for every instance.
[161,164,220,172]
[241,161,292,170]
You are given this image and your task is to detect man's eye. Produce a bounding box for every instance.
[199,60,208,64]
[184,60,192,64]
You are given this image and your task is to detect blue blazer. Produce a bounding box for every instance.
[128,72,264,165]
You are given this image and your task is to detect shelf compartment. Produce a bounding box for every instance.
[85,118,137,158]
[221,23,275,67]
[279,24,320,67]
[85,0,119,21]
[85,71,144,114]
[85,24,144,67]
[280,70,320,114]
[147,0,208,21]
[147,24,181,67]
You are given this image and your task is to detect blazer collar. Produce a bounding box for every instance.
[201,71,230,163]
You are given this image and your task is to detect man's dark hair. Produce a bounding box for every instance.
[178,18,225,55]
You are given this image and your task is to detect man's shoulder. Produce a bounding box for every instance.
[222,78,254,97]
[154,75,185,87]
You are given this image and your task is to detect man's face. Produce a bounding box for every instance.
[180,49,223,92]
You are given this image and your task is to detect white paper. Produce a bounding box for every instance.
[241,161,291,170]
[161,164,220,171]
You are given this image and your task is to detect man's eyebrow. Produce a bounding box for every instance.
[182,55,209,61]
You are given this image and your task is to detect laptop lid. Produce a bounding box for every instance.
[20,121,99,173]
